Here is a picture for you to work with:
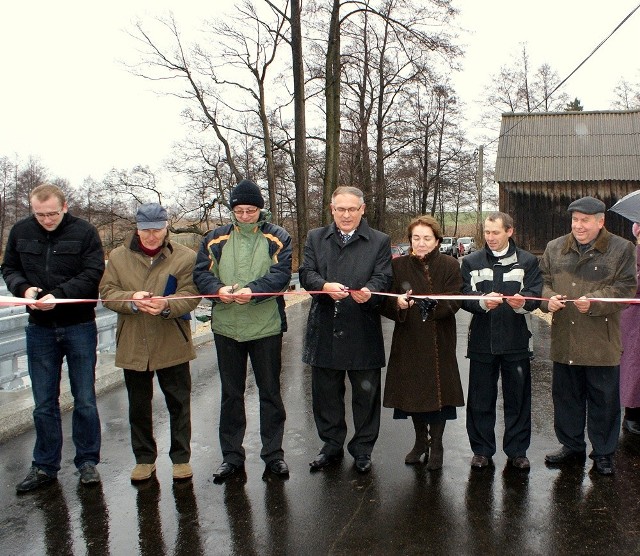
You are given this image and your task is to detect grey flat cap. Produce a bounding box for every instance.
[567,196,606,215]
[136,202,168,229]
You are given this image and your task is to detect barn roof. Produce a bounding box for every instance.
[494,110,640,182]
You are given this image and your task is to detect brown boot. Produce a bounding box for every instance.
[405,417,429,464]
[426,422,445,470]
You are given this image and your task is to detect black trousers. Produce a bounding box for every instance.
[124,363,192,464]
[214,333,286,466]
[552,362,620,457]
[466,356,532,458]
[311,366,381,458]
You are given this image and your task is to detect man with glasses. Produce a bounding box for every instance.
[194,179,292,481]
[2,183,105,492]
[299,186,392,473]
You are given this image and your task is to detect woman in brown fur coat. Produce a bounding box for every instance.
[380,215,464,470]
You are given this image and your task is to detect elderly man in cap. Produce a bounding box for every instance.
[193,179,292,481]
[100,202,200,482]
[540,196,636,475]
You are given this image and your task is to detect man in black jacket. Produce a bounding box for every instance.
[461,212,542,471]
[299,186,392,473]
[2,184,105,493]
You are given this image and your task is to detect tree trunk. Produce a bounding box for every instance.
[323,0,341,225]
[257,80,278,224]
[420,117,430,215]
[429,103,447,219]
[291,0,309,265]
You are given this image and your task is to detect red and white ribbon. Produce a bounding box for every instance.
[2,290,639,308]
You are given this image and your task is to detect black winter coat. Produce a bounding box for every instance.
[299,219,392,370]
[461,239,542,357]
[1,213,105,327]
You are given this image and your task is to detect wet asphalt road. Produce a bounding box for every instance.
[1,300,640,555]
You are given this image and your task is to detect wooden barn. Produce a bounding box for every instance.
[494,110,640,253]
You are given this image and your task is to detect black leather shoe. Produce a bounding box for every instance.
[266,459,290,476]
[309,450,343,471]
[16,466,56,493]
[592,456,614,476]
[354,455,372,473]
[470,454,493,469]
[213,461,242,481]
[623,419,640,435]
[544,446,586,465]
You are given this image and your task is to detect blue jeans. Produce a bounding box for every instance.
[26,321,101,476]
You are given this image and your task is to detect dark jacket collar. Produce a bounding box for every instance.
[561,227,611,255]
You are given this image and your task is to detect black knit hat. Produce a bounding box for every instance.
[230,179,264,209]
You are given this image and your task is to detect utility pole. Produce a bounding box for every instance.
[476,145,484,241]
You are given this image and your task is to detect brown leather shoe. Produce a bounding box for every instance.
[507,456,530,470]
[470,454,492,469]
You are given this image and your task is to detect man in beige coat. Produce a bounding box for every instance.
[100,203,200,482]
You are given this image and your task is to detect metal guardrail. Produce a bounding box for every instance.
[0,301,118,391]
[0,273,300,391]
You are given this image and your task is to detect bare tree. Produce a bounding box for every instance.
[612,77,640,109]
[322,0,461,229]
[103,166,163,205]
[481,44,571,126]
[0,156,16,257]
[130,14,244,186]
[263,0,311,263]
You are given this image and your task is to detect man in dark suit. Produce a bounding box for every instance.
[299,186,392,473]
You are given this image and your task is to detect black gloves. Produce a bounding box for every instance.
[409,297,438,322]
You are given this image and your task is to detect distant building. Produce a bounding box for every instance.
[495,110,640,253]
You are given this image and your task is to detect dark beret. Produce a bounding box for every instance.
[567,196,606,215]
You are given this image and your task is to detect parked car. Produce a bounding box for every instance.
[391,245,405,258]
[439,237,458,258]
[397,242,410,255]
[391,243,410,258]
[457,237,476,256]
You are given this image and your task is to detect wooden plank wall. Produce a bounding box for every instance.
[500,181,638,254]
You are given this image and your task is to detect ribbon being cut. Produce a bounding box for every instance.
[2,290,640,307]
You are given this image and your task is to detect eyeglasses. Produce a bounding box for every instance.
[333,206,362,215]
[233,207,259,216]
[34,210,63,219]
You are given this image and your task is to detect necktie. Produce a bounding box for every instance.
[339,231,350,244]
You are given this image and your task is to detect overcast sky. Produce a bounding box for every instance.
[1,0,639,187]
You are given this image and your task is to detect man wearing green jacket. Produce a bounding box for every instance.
[193,179,292,481]
[100,203,200,483]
